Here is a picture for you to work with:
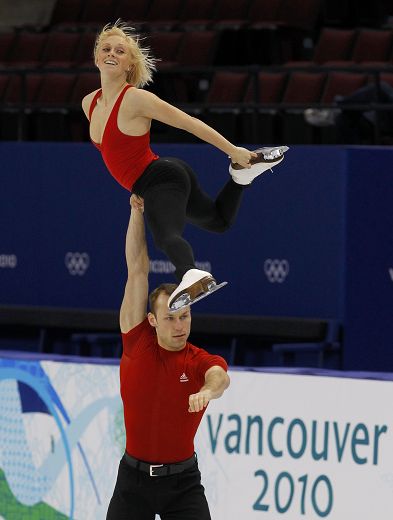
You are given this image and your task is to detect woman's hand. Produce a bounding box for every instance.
[229,147,257,168]
[130,194,144,212]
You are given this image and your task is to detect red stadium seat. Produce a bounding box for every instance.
[7,32,47,69]
[147,32,184,69]
[0,32,16,65]
[50,0,85,27]
[74,31,97,67]
[176,31,219,66]
[280,72,326,144]
[145,0,184,31]
[115,0,151,27]
[35,73,76,105]
[70,72,101,104]
[42,31,81,68]
[313,28,356,64]
[4,74,43,104]
[78,0,118,26]
[0,74,10,98]
[282,72,326,104]
[212,0,252,30]
[31,73,77,141]
[322,72,368,103]
[244,71,287,103]
[285,28,356,67]
[206,71,250,103]
[380,72,393,89]
[178,0,218,31]
[352,29,393,64]
[204,71,250,142]
[248,0,283,28]
[276,0,322,32]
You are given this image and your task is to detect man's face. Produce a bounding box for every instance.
[148,293,191,351]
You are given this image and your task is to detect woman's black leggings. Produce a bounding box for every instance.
[132,157,245,281]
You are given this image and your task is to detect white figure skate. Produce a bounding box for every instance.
[168,268,228,311]
[230,145,289,185]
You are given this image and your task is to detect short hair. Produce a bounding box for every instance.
[149,283,177,314]
[94,19,157,87]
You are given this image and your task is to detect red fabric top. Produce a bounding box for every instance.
[120,318,228,463]
[89,85,159,190]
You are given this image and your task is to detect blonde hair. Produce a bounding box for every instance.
[94,19,157,87]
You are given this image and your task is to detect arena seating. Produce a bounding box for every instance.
[0,0,392,143]
[1,0,393,369]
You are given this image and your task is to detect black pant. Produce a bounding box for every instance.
[133,157,244,280]
[106,456,211,520]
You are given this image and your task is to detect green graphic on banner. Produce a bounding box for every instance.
[0,468,68,519]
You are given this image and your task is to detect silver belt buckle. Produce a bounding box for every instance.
[149,464,163,477]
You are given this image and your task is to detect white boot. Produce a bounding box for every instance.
[230,146,289,185]
[168,269,215,311]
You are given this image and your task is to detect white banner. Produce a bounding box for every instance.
[1,358,393,519]
[0,358,122,520]
[196,370,393,520]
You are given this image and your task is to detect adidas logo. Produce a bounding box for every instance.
[180,372,189,383]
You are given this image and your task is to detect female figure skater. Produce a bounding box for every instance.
[82,20,288,311]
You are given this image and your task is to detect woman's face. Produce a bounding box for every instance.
[96,35,132,78]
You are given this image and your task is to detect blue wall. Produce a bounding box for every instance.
[344,147,393,370]
[0,142,345,318]
[1,142,392,370]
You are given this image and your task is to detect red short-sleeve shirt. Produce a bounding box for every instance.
[120,318,228,463]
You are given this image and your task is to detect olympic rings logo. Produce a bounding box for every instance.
[64,252,90,276]
[264,259,289,283]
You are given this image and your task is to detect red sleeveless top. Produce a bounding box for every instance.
[89,85,159,190]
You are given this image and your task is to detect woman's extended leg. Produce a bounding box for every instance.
[158,159,246,309]
[135,153,287,310]
[184,159,246,233]
[135,157,243,280]
[135,158,203,282]
[143,183,197,282]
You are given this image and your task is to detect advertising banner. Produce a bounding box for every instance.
[1,355,392,519]
[0,356,122,520]
[197,370,393,519]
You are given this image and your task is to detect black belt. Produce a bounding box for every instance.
[124,452,197,477]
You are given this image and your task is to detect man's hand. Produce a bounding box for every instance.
[130,194,144,212]
[188,389,214,413]
[188,366,230,413]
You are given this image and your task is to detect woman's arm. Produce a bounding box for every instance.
[131,89,255,167]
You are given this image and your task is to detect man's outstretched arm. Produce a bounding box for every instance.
[188,366,230,413]
[120,196,149,333]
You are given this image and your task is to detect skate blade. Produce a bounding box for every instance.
[254,146,289,160]
[169,281,228,312]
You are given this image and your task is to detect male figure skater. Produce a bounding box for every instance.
[106,196,230,519]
